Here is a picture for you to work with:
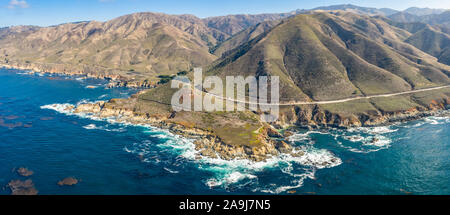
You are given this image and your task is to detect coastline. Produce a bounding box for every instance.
[0,62,156,88]
[2,65,449,162]
[59,97,449,162]
[43,100,299,162]
[3,66,448,194]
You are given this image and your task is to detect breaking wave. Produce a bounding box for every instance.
[334,126,396,153]
[124,126,342,193]
[82,123,126,132]
[40,100,448,194]
[40,103,74,115]
[40,100,342,194]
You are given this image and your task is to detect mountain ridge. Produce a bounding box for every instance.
[1,8,450,160]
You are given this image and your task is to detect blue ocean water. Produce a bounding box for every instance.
[0,68,449,195]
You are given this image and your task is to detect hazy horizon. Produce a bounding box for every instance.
[0,0,449,28]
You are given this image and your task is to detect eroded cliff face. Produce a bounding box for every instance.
[276,98,450,129]
[192,127,297,162]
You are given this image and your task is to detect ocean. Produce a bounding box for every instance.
[0,68,449,195]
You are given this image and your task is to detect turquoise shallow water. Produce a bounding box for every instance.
[0,68,449,195]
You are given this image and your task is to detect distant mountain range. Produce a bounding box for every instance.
[0,4,448,86]
[1,4,449,152]
[206,11,449,102]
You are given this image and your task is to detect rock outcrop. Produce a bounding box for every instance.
[8,179,38,195]
[68,94,449,162]
[70,101,303,162]
[57,177,79,186]
[16,167,34,177]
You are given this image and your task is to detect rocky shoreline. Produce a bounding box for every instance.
[275,98,450,129]
[0,62,156,88]
[66,100,300,162]
[3,61,449,162]
[66,97,449,162]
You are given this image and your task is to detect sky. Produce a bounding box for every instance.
[1,0,449,27]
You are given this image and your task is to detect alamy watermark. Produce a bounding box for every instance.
[171,68,280,122]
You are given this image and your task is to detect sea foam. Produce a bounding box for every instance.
[42,100,343,194]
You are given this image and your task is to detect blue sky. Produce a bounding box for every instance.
[1,0,449,27]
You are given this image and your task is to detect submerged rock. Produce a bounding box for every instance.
[57,177,78,186]
[371,137,379,144]
[400,189,413,195]
[17,167,34,177]
[39,117,54,121]
[8,179,38,195]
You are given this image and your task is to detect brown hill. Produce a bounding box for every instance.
[206,11,450,102]
[0,12,222,83]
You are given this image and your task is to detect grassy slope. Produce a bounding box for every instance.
[131,12,450,147]
[211,20,280,57]
[207,12,449,102]
[134,84,264,147]
[405,27,450,65]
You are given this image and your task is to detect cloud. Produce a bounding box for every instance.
[7,0,29,9]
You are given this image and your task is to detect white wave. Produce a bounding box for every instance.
[287,133,311,142]
[149,134,171,139]
[292,147,342,169]
[287,130,329,142]
[206,172,257,188]
[17,71,33,75]
[125,125,342,193]
[41,102,135,133]
[424,118,440,125]
[163,167,179,174]
[257,170,315,194]
[400,115,449,128]
[82,123,125,132]
[364,136,391,147]
[339,133,392,153]
[83,124,98,130]
[197,145,341,193]
[412,122,425,127]
[423,116,449,125]
[347,126,398,134]
[98,94,108,99]
[40,103,74,115]
[288,127,394,154]
[123,146,134,153]
[343,135,365,142]
[43,101,343,194]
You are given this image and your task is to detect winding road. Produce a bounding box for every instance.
[175,80,450,106]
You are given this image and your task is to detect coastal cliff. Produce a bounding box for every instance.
[2,10,450,162]
[276,97,450,128]
[69,98,298,162]
[67,89,449,162]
